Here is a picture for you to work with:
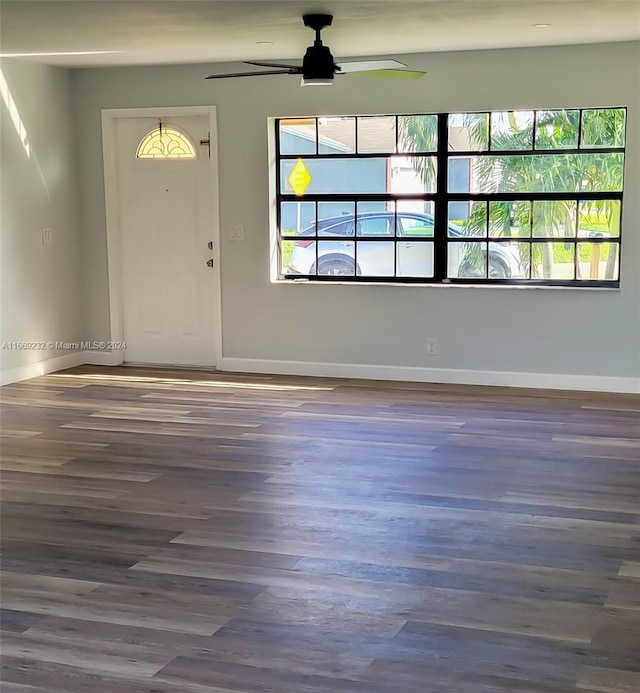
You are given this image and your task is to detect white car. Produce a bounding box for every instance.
[286,211,523,278]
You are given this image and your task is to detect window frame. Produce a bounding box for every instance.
[275,110,626,287]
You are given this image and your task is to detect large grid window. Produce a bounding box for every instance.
[276,109,626,286]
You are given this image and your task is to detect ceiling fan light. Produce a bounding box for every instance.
[301,76,334,86]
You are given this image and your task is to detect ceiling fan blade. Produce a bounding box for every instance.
[205,69,297,80]
[245,60,303,71]
[343,69,426,80]
[336,59,407,73]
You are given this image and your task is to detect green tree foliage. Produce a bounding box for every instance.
[399,109,625,280]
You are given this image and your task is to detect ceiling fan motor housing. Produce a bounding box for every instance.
[302,44,337,80]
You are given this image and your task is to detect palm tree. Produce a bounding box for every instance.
[399,109,625,279]
[397,114,438,186]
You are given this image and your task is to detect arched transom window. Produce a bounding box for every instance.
[136,125,196,159]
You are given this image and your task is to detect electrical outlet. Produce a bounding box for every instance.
[426,338,437,356]
[42,228,53,243]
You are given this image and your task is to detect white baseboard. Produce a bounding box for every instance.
[83,350,124,366]
[0,352,85,386]
[2,352,637,394]
[219,357,640,394]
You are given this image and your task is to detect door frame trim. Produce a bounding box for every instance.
[101,106,222,366]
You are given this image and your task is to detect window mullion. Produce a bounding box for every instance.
[434,113,449,282]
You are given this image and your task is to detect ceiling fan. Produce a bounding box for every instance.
[205,14,425,86]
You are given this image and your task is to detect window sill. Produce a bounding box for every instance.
[275,278,620,291]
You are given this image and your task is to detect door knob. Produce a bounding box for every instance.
[206,258,214,267]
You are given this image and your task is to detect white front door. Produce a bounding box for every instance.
[115,115,217,366]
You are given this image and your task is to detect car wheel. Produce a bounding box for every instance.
[459,256,509,279]
[458,260,484,278]
[488,257,509,279]
[317,259,355,276]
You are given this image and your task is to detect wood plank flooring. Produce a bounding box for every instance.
[1,365,639,692]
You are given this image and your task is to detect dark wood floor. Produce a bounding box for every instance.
[1,366,639,692]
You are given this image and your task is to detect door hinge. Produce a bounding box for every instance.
[200,132,211,159]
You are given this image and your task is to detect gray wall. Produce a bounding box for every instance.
[73,41,639,383]
[0,59,82,374]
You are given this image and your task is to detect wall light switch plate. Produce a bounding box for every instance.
[230,226,245,241]
[42,228,53,243]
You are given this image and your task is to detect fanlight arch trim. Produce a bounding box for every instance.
[136,125,197,159]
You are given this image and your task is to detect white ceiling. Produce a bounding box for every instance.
[1,0,639,69]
